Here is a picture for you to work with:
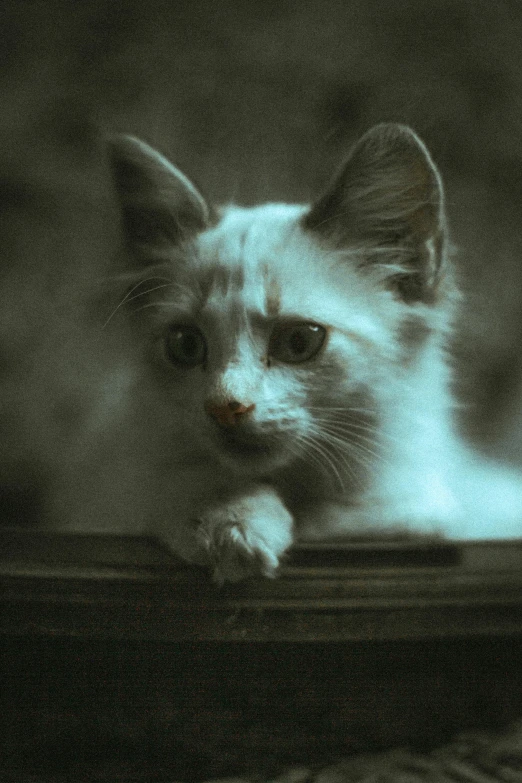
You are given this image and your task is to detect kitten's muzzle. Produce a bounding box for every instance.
[205,400,256,427]
[206,402,281,464]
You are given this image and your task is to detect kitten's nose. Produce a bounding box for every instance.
[205,399,255,427]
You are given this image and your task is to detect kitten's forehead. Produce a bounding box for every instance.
[191,203,395,349]
[196,203,306,316]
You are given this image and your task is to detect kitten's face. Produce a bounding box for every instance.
[110,126,451,486]
[137,204,399,485]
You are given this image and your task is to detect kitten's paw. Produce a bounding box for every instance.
[197,487,294,584]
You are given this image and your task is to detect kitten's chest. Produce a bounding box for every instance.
[272,459,363,510]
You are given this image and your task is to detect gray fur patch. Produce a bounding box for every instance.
[398,314,432,357]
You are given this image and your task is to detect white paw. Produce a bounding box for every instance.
[196,487,294,583]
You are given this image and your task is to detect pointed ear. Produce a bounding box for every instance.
[303,124,447,303]
[109,135,210,247]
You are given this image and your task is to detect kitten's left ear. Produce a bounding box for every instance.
[109,135,210,247]
[303,124,447,303]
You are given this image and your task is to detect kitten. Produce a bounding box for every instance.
[53,123,522,582]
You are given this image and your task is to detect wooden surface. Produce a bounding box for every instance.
[2,529,522,641]
[2,529,522,778]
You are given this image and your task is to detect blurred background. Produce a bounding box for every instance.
[2,0,522,483]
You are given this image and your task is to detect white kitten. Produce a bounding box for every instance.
[51,125,522,581]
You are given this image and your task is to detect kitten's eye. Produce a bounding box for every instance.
[269,322,327,364]
[164,326,206,368]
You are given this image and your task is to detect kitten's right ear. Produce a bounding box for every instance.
[109,135,210,247]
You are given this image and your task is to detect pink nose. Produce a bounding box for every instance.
[205,400,255,426]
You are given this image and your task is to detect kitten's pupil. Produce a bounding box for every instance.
[165,326,206,367]
[290,329,308,356]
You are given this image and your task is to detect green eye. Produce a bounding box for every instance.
[164,325,206,368]
[269,322,327,364]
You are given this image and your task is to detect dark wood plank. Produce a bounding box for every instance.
[1,529,522,641]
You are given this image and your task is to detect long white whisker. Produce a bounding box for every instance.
[286,438,328,481]
[314,416,380,433]
[286,437,338,490]
[102,280,173,329]
[123,283,174,306]
[323,438,379,482]
[313,416,403,449]
[307,418,393,482]
[311,416,384,442]
[307,405,376,416]
[301,434,347,493]
[311,425,373,479]
[330,436,383,473]
[132,299,185,316]
[306,437,345,490]
[306,426,365,489]
[318,423,389,454]
[104,266,173,283]
[317,424,392,468]
[330,427,399,454]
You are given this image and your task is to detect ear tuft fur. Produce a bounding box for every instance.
[303,123,448,304]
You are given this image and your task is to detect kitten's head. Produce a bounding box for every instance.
[109,125,455,489]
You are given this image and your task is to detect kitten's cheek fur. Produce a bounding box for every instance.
[195,486,294,584]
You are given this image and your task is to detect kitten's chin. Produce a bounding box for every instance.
[211,429,293,474]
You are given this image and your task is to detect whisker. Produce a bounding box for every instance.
[308,406,377,415]
[104,271,173,286]
[307,415,395,484]
[313,416,380,433]
[306,437,345,491]
[313,416,404,449]
[286,437,335,490]
[327,442,366,485]
[299,434,347,494]
[318,423,390,453]
[306,426,365,489]
[134,299,187,313]
[123,283,174,306]
[102,280,174,329]
[286,438,326,481]
[327,435,385,473]
[311,417,388,447]
[318,425,393,469]
[326,440,379,482]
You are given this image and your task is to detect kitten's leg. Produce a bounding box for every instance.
[196,486,294,583]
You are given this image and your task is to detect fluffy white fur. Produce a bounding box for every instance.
[51,125,522,581]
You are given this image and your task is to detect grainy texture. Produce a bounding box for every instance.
[1,534,522,779]
[1,635,522,780]
[104,0,522,460]
[2,0,522,506]
[2,532,522,642]
[2,3,522,780]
